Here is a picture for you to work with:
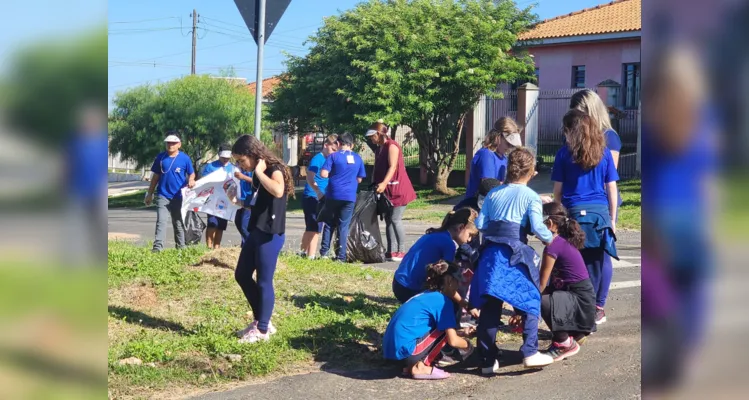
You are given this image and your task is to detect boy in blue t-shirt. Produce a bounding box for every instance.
[383,261,475,380]
[201,144,235,249]
[145,133,195,252]
[318,133,366,262]
[299,135,338,259]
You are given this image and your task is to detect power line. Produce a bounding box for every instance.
[108,27,184,35]
[200,29,308,52]
[201,15,248,30]
[109,17,180,25]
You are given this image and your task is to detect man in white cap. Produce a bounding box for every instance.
[200,143,235,249]
[145,132,196,252]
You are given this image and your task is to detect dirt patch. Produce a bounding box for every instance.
[115,283,159,310]
[194,247,242,270]
[108,232,141,241]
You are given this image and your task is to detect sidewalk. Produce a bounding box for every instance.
[108,181,150,197]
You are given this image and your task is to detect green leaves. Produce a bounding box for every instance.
[109,76,261,171]
[268,0,537,191]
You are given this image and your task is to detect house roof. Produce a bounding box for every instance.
[518,0,640,41]
[247,76,282,98]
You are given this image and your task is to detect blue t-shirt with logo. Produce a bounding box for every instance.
[466,147,501,199]
[551,146,619,209]
[304,152,329,199]
[394,231,457,291]
[151,151,194,199]
[202,159,235,177]
[382,291,458,361]
[321,150,366,202]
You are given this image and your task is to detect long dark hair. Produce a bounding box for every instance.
[426,208,478,237]
[562,109,605,170]
[424,260,460,291]
[542,202,585,249]
[232,134,295,198]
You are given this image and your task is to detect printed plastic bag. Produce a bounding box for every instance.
[184,211,206,245]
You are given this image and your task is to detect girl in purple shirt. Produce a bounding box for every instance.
[539,202,597,362]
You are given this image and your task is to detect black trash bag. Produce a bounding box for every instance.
[344,191,386,264]
[374,192,394,221]
[184,211,206,245]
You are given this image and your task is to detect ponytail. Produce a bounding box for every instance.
[426,208,478,235]
[424,260,460,291]
[542,202,586,249]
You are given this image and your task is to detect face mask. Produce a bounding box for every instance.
[477,195,485,209]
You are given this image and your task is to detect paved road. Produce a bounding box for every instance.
[108,206,641,399]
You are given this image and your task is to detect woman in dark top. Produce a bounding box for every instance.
[366,121,417,262]
[231,134,295,344]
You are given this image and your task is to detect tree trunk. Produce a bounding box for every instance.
[431,113,466,195]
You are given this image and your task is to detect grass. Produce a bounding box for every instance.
[108,190,150,209]
[617,179,641,231]
[107,241,398,399]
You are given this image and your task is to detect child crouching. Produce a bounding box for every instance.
[539,202,597,361]
[382,261,476,380]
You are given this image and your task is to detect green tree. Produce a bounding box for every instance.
[108,75,260,173]
[269,0,536,193]
[2,27,107,147]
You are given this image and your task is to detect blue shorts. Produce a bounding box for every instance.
[207,215,228,230]
[302,196,323,233]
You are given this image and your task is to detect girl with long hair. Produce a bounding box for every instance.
[539,202,597,362]
[552,109,619,326]
[569,89,623,322]
[232,134,294,344]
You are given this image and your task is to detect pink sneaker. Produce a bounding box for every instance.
[236,320,277,338]
[412,366,451,380]
[391,252,405,262]
[238,327,271,344]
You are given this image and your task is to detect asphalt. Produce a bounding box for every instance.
[108,200,641,399]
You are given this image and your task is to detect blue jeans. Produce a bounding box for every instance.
[478,296,540,367]
[319,199,355,261]
[234,208,251,246]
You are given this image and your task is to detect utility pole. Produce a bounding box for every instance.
[191,9,198,75]
[253,0,266,139]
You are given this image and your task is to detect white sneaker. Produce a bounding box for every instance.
[523,352,554,368]
[236,320,277,338]
[238,327,271,344]
[481,359,500,375]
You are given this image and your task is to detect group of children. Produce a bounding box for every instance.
[383,147,606,380]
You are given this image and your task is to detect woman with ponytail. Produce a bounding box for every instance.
[366,121,417,262]
[539,202,597,362]
[231,134,294,344]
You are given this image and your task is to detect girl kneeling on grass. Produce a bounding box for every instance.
[471,148,555,374]
[231,134,295,344]
[539,202,597,362]
[383,260,476,380]
[391,208,478,305]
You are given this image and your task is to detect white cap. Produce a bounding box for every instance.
[503,132,522,148]
[219,150,232,158]
[164,134,181,143]
[365,129,378,137]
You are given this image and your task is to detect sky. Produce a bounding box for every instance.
[108,0,612,107]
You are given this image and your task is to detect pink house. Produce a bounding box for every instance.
[518,0,641,109]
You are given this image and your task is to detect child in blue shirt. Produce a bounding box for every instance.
[392,208,478,305]
[471,148,555,374]
[383,261,476,380]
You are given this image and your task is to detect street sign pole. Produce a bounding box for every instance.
[253,0,266,140]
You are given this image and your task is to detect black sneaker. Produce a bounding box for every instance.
[544,339,580,362]
[595,307,607,325]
